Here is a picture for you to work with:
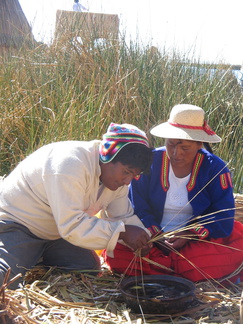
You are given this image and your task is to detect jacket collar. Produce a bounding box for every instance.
[160,150,204,192]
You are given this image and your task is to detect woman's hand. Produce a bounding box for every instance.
[152,230,191,254]
[154,238,171,255]
[165,230,192,250]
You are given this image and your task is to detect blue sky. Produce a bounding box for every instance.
[19,0,243,65]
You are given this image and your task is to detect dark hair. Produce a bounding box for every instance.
[111,143,153,174]
[203,142,213,153]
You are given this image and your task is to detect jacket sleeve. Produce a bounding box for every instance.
[190,155,235,239]
[43,172,126,251]
[129,174,162,236]
[203,172,234,237]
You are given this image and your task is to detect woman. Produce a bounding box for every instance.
[105,104,243,282]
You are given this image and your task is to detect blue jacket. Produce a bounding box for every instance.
[129,147,235,238]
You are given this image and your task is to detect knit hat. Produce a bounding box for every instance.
[99,123,149,163]
[150,104,221,143]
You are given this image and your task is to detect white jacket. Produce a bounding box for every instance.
[0,141,148,255]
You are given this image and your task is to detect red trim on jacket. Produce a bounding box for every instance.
[220,173,228,189]
[226,172,233,188]
[160,151,204,193]
[187,153,204,192]
[160,151,169,191]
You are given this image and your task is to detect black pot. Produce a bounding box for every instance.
[120,275,195,314]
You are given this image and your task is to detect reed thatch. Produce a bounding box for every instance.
[54,10,119,46]
[0,0,35,50]
[0,262,242,323]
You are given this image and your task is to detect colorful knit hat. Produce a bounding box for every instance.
[99,123,149,163]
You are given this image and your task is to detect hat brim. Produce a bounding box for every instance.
[150,122,221,143]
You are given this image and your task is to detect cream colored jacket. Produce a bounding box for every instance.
[0,141,149,255]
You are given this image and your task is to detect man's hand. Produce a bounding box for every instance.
[119,225,153,252]
[137,245,152,257]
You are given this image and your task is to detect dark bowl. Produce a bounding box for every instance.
[120,275,195,314]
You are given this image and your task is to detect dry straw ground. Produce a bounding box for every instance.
[0,195,242,324]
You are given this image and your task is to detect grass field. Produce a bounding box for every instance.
[0,35,242,192]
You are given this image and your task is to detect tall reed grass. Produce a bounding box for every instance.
[0,35,242,192]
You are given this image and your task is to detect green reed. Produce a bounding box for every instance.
[0,35,242,192]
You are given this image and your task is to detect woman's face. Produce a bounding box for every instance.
[165,139,202,171]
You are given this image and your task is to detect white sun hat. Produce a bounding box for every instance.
[150,104,221,143]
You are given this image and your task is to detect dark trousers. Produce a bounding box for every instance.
[0,220,100,289]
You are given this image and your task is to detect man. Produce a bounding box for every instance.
[73,0,88,12]
[0,123,153,288]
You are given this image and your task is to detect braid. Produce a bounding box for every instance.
[203,142,213,153]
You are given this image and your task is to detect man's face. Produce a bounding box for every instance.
[100,162,142,191]
[165,139,202,170]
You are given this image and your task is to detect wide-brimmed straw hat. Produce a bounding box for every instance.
[150,104,221,143]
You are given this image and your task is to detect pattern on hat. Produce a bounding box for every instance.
[99,123,149,163]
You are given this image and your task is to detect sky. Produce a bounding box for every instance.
[19,0,243,66]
